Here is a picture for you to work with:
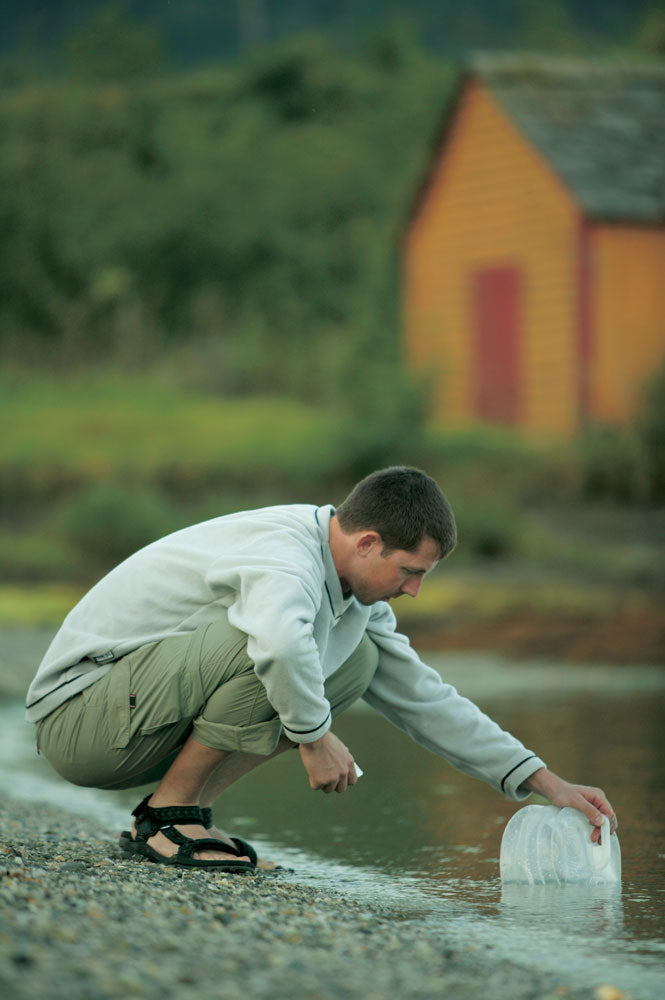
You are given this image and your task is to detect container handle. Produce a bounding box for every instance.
[591,815,611,869]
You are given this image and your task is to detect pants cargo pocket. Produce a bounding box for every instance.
[81,657,132,750]
[125,632,205,738]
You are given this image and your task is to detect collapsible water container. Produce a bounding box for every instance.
[500,805,621,886]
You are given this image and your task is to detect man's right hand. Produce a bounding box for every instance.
[298,731,358,793]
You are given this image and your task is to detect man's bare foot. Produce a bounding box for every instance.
[206,823,276,871]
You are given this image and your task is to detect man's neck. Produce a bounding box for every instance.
[328,514,352,594]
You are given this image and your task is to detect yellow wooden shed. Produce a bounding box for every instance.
[404,55,665,436]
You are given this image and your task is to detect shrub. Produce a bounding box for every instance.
[332,361,431,479]
[451,496,520,560]
[57,484,179,568]
[575,425,649,504]
[636,359,665,503]
[571,361,665,506]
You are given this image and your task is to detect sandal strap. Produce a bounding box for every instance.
[131,794,206,841]
[161,828,236,860]
[199,810,257,865]
[229,836,258,867]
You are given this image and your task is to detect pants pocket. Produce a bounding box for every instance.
[81,658,132,750]
[125,632,205,737]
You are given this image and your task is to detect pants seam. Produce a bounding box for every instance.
[246,670,268,725]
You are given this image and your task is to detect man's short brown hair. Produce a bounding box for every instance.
[335,466,457,558]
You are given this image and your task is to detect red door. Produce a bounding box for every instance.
[472,266,521,425]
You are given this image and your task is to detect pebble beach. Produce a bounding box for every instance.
[0,795,620,1000]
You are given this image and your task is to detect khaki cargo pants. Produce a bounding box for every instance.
[37,615,379,791]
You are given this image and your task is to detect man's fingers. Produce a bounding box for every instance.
[586,803,606,826]
[573,787,618,838]
[598,802,618,835]
[321,771,352,794]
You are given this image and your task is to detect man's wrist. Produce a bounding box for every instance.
[299,734,327,750]
[521,767,564,798]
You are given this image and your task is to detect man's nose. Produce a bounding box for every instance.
[400,576,423,598]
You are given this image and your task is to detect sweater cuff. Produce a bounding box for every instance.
[501,755,546,800]
[282,711,331,745]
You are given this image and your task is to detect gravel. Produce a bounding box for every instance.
[0,796,614,1000]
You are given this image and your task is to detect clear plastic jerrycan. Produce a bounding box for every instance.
[500,805,621,886]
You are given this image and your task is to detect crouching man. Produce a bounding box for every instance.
[26,467,617,871]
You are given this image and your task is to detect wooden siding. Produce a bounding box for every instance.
[405,82,583,435]
[590,225,665,423]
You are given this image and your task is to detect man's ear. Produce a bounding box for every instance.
[356,531,382,557]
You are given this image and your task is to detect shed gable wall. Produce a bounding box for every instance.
[405,81,583,434]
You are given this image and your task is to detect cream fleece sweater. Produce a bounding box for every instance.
[26,504,544,798]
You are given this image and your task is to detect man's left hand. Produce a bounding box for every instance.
[521,768,618,843]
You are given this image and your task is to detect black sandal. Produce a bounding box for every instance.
[200,806,258,867]
[118,795,254,872]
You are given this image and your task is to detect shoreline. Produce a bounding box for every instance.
[403,606,665,665]
[1,794,608,1000]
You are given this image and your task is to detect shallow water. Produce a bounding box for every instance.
[3,651,665,998]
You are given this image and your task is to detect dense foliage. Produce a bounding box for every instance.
[3,0,662,70]
[1,31,450,399]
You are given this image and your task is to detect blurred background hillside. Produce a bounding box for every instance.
[3,1,665,70]
[1,1,664,662]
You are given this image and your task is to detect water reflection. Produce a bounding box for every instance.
[499,882,624,937]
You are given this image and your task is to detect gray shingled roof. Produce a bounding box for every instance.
[469,54,665,223]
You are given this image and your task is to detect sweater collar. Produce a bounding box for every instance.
[314,505,354,618]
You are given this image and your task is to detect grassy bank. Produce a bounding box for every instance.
[1,370,343,494]
[0,370,348,583]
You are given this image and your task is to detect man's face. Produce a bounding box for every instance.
[347,535,440,606]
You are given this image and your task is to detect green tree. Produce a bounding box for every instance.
[633,6,665,56]
[63,3,167,81]
[0,28,453,410]
[517,0,583,53]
